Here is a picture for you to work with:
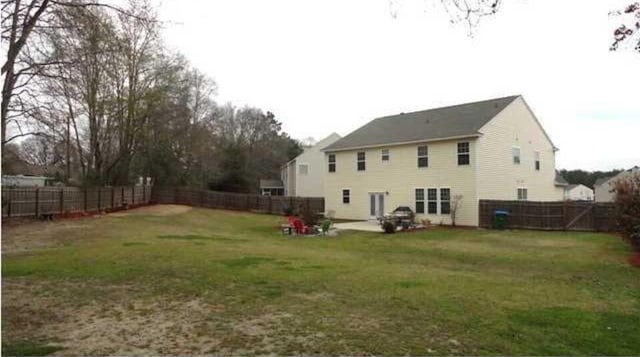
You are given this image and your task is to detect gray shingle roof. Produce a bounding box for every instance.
[259,179,283,188]
[594,177,611,187]
[323,95,520,151]
[555,172,569,186]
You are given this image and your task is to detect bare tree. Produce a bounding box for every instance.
[449,194,463,226]
[610,2,640,53]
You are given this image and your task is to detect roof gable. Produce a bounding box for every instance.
[323,96,519,152]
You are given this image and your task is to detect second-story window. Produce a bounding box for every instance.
[534,151,540,171]
[299,164,308,175]
[458,142,470,165]
[328,154,336,172]
[418,145,428,168]
[512,147,521,164]
[357,152,366,171]
[381,149,390,162]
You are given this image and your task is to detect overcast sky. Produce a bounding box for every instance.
[157,0,639,171]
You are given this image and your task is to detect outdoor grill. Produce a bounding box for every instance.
[382,206,415,227]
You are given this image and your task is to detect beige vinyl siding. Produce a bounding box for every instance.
[325,139,478,226]
[476,97,562,202]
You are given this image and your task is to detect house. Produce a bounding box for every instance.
[281,133,341,197]
[564,184,594,201]
[2,175,54,187]
[259,179,284,196]
[595,166,639,202]
[322,95,565,226]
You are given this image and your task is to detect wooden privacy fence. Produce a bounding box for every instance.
[1,186,152,218]
[152,187,325,215]
[479,200,618,232]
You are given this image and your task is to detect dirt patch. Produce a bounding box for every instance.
[2,219,95,254]
[109,204,192,217]
[2,278,325,356]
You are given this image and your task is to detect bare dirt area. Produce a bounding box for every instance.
[109,204,192,217]
[2,278,317,356]
[2,218,95,254]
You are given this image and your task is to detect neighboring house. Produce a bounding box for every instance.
[594,166,640,202]
[2,175,54,187]
[259,179,284,196]
[322,95,565,226]
[564,184,594,201]
[281,133,341,197]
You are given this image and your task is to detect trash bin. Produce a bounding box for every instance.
[493,210,509,229]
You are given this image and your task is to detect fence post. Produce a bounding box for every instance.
[112,187,115,210]
[59,189,64,214]
[7,192,11,218]
[268,195,272,214]
[121,187,125,205]
[131,186,135,205]
[84,188,88,211]
[143,185,146,203]
[35,188,39,217]
[97,189,101,211]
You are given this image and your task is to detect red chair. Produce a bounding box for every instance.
[292,218,305,235]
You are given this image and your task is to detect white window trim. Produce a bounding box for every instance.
[356,151,366,172]
[517,187,528,201]
[512,146,521,165]
[381,148,390,162]
[439,187,451,215]
[298,163,309,175]
[457,142,470,166]
[426,187,439,215]
[414,187,425,214]
[417,145,429,169]
[327,154,336,173]
[342,188,351,204]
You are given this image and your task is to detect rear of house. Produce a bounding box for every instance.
[323,95,563,226]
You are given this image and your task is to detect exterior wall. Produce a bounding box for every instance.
[294,133,341,197]
[281,160,296,196]
[476,97,563,202]
[564,185,594,201]
[1,175,49,187]
[324,139,478,226]
[595,182,614,202]
[595,168,639,202]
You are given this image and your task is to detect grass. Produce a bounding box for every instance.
[1,340,63,357]
[2,206,639,355]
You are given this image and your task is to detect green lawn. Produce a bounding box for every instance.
[2,206,639,356]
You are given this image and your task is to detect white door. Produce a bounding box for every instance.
[369,193,385,219]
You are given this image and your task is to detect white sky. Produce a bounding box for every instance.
[157,0,639,171]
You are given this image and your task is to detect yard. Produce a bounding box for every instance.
[2,205,639,356]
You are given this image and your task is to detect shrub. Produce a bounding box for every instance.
[382,220,396,234]
[282,204,296,216]
[611,172,640,251]
[299,203,318,226]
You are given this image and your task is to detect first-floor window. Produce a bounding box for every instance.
[415,189,425,214]
[517,187,528,200]
[328,154,336,172]
[342,189,350,204]
[427,188,438,214]
[440,188,451,214]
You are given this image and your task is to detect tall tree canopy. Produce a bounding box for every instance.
[2,0,302,191]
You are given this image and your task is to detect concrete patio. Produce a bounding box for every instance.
[333,220,381,232]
